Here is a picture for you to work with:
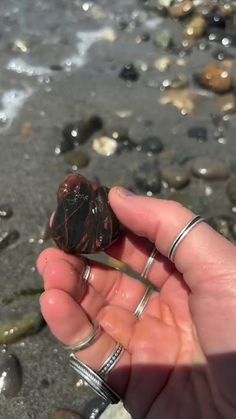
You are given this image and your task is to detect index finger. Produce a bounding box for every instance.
[109,187,236,294]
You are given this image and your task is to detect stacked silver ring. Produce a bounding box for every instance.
[70,354,120,404]
[98,343,124,377]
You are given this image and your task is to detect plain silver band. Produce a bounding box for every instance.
[134,286,153,318]
[142,247,158,279]
[64,320,101,352]
[83,263,91,282]
[168,216,204,262]
[98,343,124,377]
[70,354,120,404]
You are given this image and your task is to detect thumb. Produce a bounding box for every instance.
[109,187,236,295]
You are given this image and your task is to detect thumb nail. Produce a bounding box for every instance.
[116,187,136,197]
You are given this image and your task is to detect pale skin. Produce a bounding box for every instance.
[37,187,236,419]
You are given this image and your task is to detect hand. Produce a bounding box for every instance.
[37,187,236,419]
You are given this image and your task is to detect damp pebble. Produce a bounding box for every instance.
[0,354,22,398]
[0,204,13,219]
[226,177,236,205]
[191,157,230,180]
[51,409,82,419]
[160,89,197,114]
[169,0,194,19]
[134,162,161,194]
[92,136,118,156]
[154,57,172,72]
[56,116,103,155]
[187,127,208,142]
[153,29,172,50]
[64,150,90,168]
[136,32,150,44]
[21,122,33,137]
[139,136,163,154]
[217,94,236,114]
[0,230,20,251]
[161,166,190,189]
[119,64,139,82]
[184,16,207,39]
[212,48,234,62]
[0,311,44,344]
[12,39,28,53]
[198,65,234,94]
[207,13,226,30]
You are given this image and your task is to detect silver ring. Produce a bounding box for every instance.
[64,320,101,352]
[134,286,153,318]
[70,354,120,404]
[98,343,124,377]
[82,262,91,282]
[168,216,204,262]
[142,247,158,279]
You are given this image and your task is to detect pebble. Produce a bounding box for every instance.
[161,166,190,189]
[0,354,22,398]
[55,116,103,155]
[160,88,197,114]
[139,136,163,155]
[184,16,207,39]
[187,127,208,142]
[154,57,172,72]
[212,48,235,62]
[21,122,33,137]
[0,311,44,344]
[119,64,139,82]
[217,94,236,114]
[153,29,172,50]
[0,204,13,219]
[134,161,162,194]
[51,409,82,419]
[191,157,230,180]
[207,13,226,30]
[198,65,234,94]
[169,0,194,19]
[0,230,20,251]
[92,136,118,156]
[169,191,207,215]
[226,177,236,205]
[135,32,150,44]
[63,150,90,168]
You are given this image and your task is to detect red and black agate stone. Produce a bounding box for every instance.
[51,174,121,254]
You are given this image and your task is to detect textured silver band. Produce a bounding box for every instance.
[134,286,153,318]
[168,216,204,262]
[64,320,101,352]
[70,354,120,404]
[83,263,91,282]
[142,247,158,279]
[98,343,124,377]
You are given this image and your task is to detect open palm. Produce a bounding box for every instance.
[37,188,236,419]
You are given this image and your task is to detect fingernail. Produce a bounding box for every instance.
[116,187,136,197]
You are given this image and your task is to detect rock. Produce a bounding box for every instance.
[139,136,163,155]
[0,311,44,344]
[51,409,82,419]
[55,116,103,155]
[217,94,236,114]
[218,3,234,18]
[169,192,207,215]
[63,150,90,168]
[154,57,172,72]
[0,354,22,398]
[135,32,150,44]
[184,16,207,39]
[0,230,20,251]
[21,122,33,137]
[119,64,139,82]
[212,48,234,62]
[191,157,230,180]
[197,65,234,94]
[134,161,161,194]
[50,64,64,71]
[169,0,194,19]
[226,177,236,205]
[161,166,190,189]
[0,204,13,219]
[207,13,226,30]
[187,127,208,142]
[160,88,198,114]
[92,136,118,156]
[153,29,172,49]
